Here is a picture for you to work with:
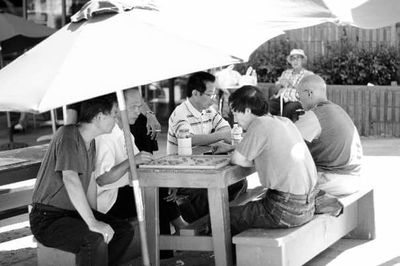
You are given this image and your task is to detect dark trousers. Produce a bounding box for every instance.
[178,179,248,223]
[30,203,135,266]
[229,189,316,236]
[107,186,181,232]
[107,186,179,259]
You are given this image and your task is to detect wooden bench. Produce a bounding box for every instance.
[0,179,35,227]
[232,186,375,266]
[179,186,267,236]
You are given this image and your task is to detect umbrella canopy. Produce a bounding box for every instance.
[0,11,55,54]
[0,0,399,113]
[0,5,242,113]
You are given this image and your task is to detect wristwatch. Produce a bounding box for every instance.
[145,110,155,116]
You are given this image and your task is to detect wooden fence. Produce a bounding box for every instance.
[258,83,400,137]
[264,22,400,63]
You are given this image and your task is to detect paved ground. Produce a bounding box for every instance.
[0,112,400,265]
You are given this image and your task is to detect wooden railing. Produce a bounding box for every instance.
[258,83,400,137]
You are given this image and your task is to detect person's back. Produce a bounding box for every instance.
[306,101,362,175]
[226,85,318,236]
[295,75,362,196]
[244,115,316,195]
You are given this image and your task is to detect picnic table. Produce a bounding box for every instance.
[0,144,47,226]
[138,156,255,266]
[0,144,47,186]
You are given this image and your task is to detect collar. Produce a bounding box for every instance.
[184,98,203,119]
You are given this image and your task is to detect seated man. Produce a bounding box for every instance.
[29,95,135,266]
[94,89,188,258]
[167,71,246,222]
[226,85,318,235]
[94,89,188,227]
[295,75,363,196]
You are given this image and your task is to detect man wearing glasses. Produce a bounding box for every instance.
[166,71,246,223]
[167,71,231,155]
[295,75,363,197]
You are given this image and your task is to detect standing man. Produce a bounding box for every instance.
[227,85,318,235]
[166,71,245,222]
[295,75,363,196]
[29,95,135,266]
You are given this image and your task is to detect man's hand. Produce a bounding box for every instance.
[211,142,235,154]
[145,113,161,140]
[164,188,178,202]
[135,151,153,165]
[88,220,115,244]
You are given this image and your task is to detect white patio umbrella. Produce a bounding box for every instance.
[0,3,243,265]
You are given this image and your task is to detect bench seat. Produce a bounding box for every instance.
[232,186,375,266]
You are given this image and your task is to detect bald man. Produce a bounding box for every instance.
[295,75,363,196]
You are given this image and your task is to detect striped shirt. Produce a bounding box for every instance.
[167,99,230,155]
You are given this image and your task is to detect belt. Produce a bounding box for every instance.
[268,189,318,204]
[32,203,72,213]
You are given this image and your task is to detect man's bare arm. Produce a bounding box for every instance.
[231,150,254,167]
[191,127,231,146]
[62,170,114,243]
[96,160,130,187]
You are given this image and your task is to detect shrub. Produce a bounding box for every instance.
[237,37,400,85]
[311,41,400,85]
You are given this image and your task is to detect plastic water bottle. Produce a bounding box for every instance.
[177,127,192,155]
[231,123,243,145]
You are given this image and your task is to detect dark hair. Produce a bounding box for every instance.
[228,85,269,116]
[78,93,116,123]
[186,71,216,97]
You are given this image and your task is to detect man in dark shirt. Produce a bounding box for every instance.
[30,95,135,266]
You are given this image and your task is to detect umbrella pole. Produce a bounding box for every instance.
[116,90,151,266]
[0,47,13,137]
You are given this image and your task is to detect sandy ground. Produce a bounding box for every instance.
[0,120,399,266]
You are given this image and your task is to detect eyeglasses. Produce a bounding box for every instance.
[202,92,217,100]
[289,55,304,61]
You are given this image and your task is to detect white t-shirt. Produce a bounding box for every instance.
[94,124,139,214]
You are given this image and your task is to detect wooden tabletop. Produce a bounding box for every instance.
[0,144,48,186]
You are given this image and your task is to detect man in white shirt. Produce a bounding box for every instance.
[94,90,188,252]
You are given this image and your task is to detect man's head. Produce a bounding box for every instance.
[125,88,143,124]
[187,71,217,111]
[297,75,327,111]
[228,85,268,129]
[287,49,307,70]
[78,94,117,134]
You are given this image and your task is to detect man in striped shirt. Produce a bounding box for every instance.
[167,71,231,155]
[166,71,245,222]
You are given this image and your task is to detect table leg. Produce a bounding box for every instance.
[208,187,233,266]
[144,186,160,266]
